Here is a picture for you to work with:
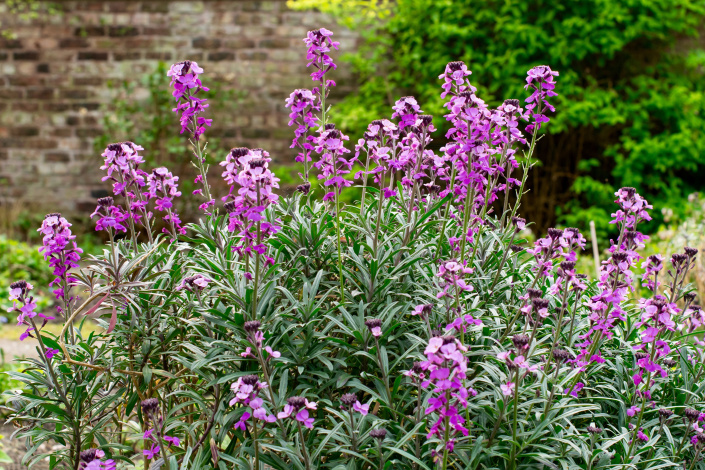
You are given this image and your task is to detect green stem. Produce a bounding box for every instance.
[509,367,521,468]
[298,423,312,470]
[334,189,345,304]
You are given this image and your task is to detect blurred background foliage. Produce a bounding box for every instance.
[290,0,705,240]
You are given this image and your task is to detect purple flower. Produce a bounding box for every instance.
[37,213,83,313]
[177,274,211,292]
[143,444,160,459]
[501,382,515,396]
[79,449,116,470]
[285,89,319,180]
[313,126,356,201]
[99,142,153,232]
[147,167,186,239]
[167,61,211,140]
[420,336,472,454]
[304,28,340,84]
[524,65,559,134]
[437,260,473,299]
[278,396,318,428]
[90,196,128,233]
[220,148,281,258]
[229,375,277,424]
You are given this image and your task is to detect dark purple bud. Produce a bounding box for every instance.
[411,362,423,374]
[684,292,696,303]
[230,147,249,158]
[241,375,259,386]
[512,334,530,352]
[324,123,336,130]
[509,245,524,253]
[441,335,457,345]
[45,212,62,219]
[662,358,677,368]
[547,228,563,240]
[97,196,114,207]
[634,352,649,361]
[685,408,700,422]
[287,396,306,410]
[370,119,384,127]
[431,329,444,337]
[527,288,543,299]
[552,349,572,363]
[559,261,576,272]
[612,252,629,264]
[249,158,266,169]
[658,408,674,421]
[79,449,99,462]
[418,115,433,126]
[369,428,387,440]
[685,246,698,257]
[340,393,357,407]
[621,187,636,198]
[243,321,261,333]
[364,318,382,331]
[587,425,602,435]
[327,129,342,139]
[531,298,550,311]
[503,99,520,108]
[447,61,465,72]
[141,398,159,415]
[223,201,236,213]
[296,182,311,195]
[10,280,28,291]
[458,91,473,100]
[178,60,193,75]
[671,253,687,265]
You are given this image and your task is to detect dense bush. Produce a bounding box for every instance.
[5,28,704,470]
[289,0,705,238]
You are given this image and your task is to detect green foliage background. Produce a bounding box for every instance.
[290,0,705,238]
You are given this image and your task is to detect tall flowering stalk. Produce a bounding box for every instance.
[147,167,187,241]
[285,88,319,184]
[230,374,277,468]
[420,335,476,469]
[100,141,153,242]
[304,28,339,128]
[313,125,355,300]
[572,188,652,374]
[38,213,82,324]
[221,148,280,318]
[167,60,215,212]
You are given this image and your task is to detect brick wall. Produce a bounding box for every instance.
[0,1,355,217]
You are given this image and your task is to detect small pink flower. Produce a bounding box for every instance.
[501,382,515,396]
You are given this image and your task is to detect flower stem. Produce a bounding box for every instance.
[298,423,312,470]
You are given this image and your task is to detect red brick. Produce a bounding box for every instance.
[78,51,109,61]
[193,37,222,49]
[14,51,40,61]
[26,88,55,99]
[60,38,90,48]
[109,26,140,37]
[75,26,106,37]
[45,152,70,162]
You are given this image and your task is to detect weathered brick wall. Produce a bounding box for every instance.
[0,1,355,216]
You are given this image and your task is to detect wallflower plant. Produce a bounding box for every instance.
[5,28,704,470]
